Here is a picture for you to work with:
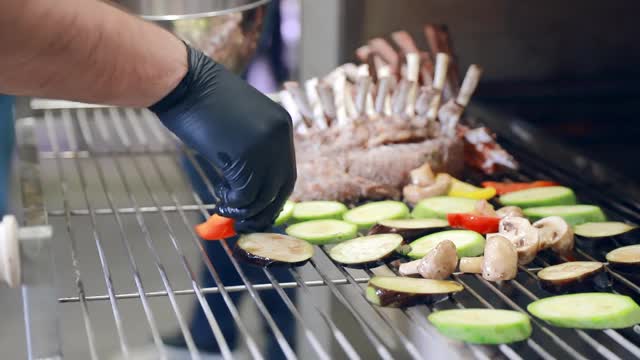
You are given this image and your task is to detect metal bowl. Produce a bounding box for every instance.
[114,0,270,73]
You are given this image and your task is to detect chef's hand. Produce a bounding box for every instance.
[150,45,296,233]
[0,96,15,216]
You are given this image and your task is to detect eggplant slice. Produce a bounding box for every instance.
[537,261,610,293]
[575,222,638,246]
[606,244,640,274]
[366,276,463,307]
[368,218,449,241]
[234,233,314,267]
[328,234,403,268]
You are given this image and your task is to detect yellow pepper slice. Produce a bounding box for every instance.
[448,178,497,200]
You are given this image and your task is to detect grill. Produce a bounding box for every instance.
[12,101,640,359]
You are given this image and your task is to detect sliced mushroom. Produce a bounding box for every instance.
[482,234,518,281]
[409,163,436,186]
[533,216,574,255]
[417,240,458,280]
[496,206,524,219]
[498,217,540,265]
[403,173,451,205]
[473,200,497,217]
[459,256,484,274]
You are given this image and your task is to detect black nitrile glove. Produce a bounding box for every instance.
[150,45,296,233]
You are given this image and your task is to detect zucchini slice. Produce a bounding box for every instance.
[285,219,357,245]
[523,205,606,226]
[499,186,576,208]
[537,261,610,293]
[234,233,314,267]
[429,309,532,344]
[274,200,295,226]
[408,230,485,259]
[606,244,640,274]
[343,201,409,229]
[292,201,348,221]
[366,276,463,307]
[411,196,477,219]
[574,221,637,239]
[328,234,403,267]
[368,218,449,241]
[527,293,640,329]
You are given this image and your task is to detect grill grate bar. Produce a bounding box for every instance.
[43,111,100,360]
[62,108,168,359]
[47,204,217,216]
[184,150,298,360]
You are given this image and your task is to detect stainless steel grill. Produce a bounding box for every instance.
[13,103,640,359]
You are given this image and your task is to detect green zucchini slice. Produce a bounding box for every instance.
[343,201,409,229]
[407,230,485,259]
[285,219,357,245]
[499,186,576,208]
[523,205,606,226]
[274,200,295,226]
[411,196,477,219]
[292,201,348,221]
[428,309,532,344]
[527,293,640,329]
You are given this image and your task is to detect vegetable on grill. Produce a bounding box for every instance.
[448,178,496,200]
[234,233,314,267]
[536,261,609,293]
[196,214,236,240]
[428,309,532,344]
[411,196,477,219]
[497,217,539,265]
[292,201,348,221]
[366,276,463,307]
[482,234,518,281]
[532,216,574,255]
[407,230,485,259]
[574,221,637,241]
[523,205,606,226]
[447,213,500,234]
[343,201,410,229]
[329,233,404,267]
[368,218,449,241]
[274,200,295,226]
[527,293,640,329]
[499,186,576,208]
[459,256,484,274]
[482,180,558,195]
[606,244,640,274]
[285,219,358,245]
[398,240,457,279]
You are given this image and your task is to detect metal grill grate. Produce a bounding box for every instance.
[14,104,640,359]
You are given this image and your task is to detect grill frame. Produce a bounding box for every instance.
[13,102,640,359]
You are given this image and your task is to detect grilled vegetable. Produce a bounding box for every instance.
[606,244,640,273]
[482,181,558,195]
[496,206,524,218]
[532,216,574,255]
[292,201,348,221]
[329,234,403,267]
[527,293,640,329]
[497,217,539,265]
[399,240,458,279]
[428,309,532,344]
[448,178,497,200]
[368,218,449,241]
[536,261,609,293]
[366,276,463,307]
[523,205,606,226]
[412,196,477,219]
[407,230,485,259]
[403,174,452,206]
[447,213,500,234]
[274,201,295,226]
[499,186,576,208]
[234,233,314,267]
[285,219,357,245]
[343,201,409,229]
[196,214,236,240]
[482,234,518,282]
[574,221,637,241]
[459,257,484,274]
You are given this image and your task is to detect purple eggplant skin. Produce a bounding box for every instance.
[367,284,451,307]
[334,251,402,270]
[607,261,640,276]
[538,267,611,294]
[232,245,310,268]
[368,224,450,242]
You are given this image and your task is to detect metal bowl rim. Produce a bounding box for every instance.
[140,0,271,21]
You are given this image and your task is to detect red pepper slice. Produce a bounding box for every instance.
[195,214,237,240]
[481,181,559,195]
[447,213,500,234]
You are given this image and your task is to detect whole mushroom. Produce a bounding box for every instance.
[398,240,458,280]
[482,234,518,281]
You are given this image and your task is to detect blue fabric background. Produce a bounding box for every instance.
[0,95,15,216]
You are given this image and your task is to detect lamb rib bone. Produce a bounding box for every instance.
[439,64,484,137]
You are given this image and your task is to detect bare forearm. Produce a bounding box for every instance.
[0,0,187,107]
